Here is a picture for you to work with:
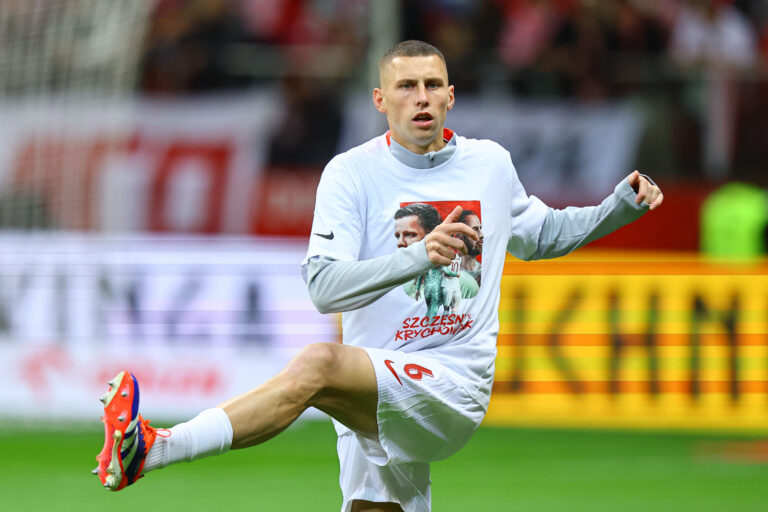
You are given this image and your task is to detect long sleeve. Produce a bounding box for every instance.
[303,240,434,314]
[525,178,649,261]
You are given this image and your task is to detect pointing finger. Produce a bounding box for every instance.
[442,206,463,225]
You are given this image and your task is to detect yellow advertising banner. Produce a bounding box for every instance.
[487,251,768,431]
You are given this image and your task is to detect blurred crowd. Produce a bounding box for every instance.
[138,0,768,179]
[140,0,768,96]
[140,0,367,92]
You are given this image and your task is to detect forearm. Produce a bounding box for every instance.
[528,178,648,260]
[305,241,433,313]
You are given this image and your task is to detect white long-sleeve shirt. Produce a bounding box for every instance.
[302,131,649,409]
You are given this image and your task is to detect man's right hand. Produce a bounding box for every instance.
[423,206,479,266]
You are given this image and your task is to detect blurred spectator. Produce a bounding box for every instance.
[141,0,252,93]
[761,15,768,66]
[266,73,343,168]
[670,0,757,68]
[133,0,768,183]
[544,1,612,100]
[494,0,668,99]
[731,1,768,178]
[265,0,367,167]
[496,0,564,96]
[431,14,481,93]
[141,0,366,94]
[498,0,560,70]
[602,0,668,96]
[238,0,308,44]
[401,0,497,93]
[668,0,759,178]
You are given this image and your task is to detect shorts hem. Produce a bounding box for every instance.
[342,492,430,512]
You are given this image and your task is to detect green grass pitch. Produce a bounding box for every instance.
[1,419,767,511]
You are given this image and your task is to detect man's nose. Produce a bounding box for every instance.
[416,84,428,105]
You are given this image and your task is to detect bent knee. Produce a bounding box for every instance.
[285,343,341,394]
[295,342,340,375]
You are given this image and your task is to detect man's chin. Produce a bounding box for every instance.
[391,127,442,153]
[412,133,444,152]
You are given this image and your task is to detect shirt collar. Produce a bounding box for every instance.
[386,129,457,169]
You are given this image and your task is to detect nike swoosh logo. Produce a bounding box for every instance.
[384,359,402,386]
[313,231,334,240]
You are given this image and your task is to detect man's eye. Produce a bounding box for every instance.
[400,83,413,89]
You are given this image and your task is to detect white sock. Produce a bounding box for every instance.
[143,407,233,473]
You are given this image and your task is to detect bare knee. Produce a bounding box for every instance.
[294,342,339,378]
[283,343,339,401]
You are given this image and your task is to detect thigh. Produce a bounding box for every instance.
[309,343,380,436]
[221,342,380,448]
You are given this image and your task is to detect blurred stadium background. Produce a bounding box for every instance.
[1,0,767,510]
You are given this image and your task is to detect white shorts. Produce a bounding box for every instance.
[336,347,485,512]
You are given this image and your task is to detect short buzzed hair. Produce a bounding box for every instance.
[379,40,446,76]
[394,202,442,234]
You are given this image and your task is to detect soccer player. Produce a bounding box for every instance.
[94,40,663,511]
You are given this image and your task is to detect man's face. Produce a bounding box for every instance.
[462,214,483,256]
[373,55,455,154]
[395,215,426,248]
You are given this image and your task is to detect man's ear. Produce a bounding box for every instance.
[447,84,455,111]
[373,88,387,114]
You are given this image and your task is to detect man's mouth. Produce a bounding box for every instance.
[412,112,434,127]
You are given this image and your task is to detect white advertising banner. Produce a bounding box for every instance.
[0,92,280,234]
[0,234,337,419]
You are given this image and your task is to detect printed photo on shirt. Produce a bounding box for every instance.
[393,201,482,317]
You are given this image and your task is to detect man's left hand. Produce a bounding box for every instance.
[627,170,663,211]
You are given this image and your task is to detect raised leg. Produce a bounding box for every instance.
[220,342,379,449]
